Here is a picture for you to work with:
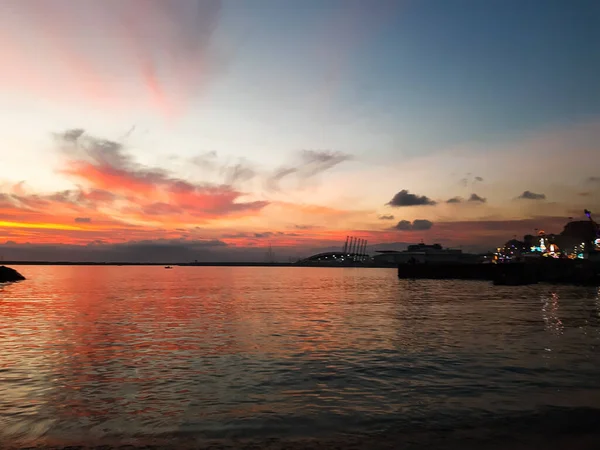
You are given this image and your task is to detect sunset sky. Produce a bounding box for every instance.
[1,0,599,262]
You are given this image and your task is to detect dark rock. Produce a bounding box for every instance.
[0,265,25,282]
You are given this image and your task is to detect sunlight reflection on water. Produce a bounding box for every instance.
[1,266,600,446]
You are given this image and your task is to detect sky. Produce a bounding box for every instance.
[1,0,599,262]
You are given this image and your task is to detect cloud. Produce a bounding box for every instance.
[446,196,463,204]
[254,232,274,238]
[387,190,437,207]
[267,150,352,191]
[378,214,395,220]
[393,219,433,231]
[0,129,277,246]
[298,150,352,177]
[458,174,484,188]
[221,161,257,186]
[0,238,228,263]
[412,219,434,230]
[585,176,600,184]
[517,190,546,200]
[468,193,487,203]
[56,129,269,218]
[220,231,299,240]
[293,224,319,230]
[0,0,224,118]
[394,220,412,230]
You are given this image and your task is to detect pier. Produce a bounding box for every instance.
[397,259,600,286]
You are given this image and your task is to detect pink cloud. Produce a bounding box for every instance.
[0,0,223,117]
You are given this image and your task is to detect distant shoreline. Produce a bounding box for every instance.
[1,261,394,268]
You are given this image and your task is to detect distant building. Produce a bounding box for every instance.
[373,243,479,265]
[296,251,368,265]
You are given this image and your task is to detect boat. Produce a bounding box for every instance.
[164,266,173,269]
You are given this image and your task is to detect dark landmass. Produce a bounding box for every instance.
[0,265,26,282]
[398,259,600,286]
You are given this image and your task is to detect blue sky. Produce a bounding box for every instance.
[0,0,599,258]
[221,0,600,148]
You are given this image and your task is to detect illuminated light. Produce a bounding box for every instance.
[0,221,84,231]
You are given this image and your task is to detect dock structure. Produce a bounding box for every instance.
[397,259,600,286]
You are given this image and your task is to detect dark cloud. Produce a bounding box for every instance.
[517,190,546,200]
[446,197,463,204]
[221,231,299,240]
[267,150,352,191]
[74,217,91,223]
[221,161,256,185]
[585,176,600,184]
[378,214,395,220]
[298,150,352,177]
[62,128,85,143]
[393,219,434,231]
[412,219,434,230]
[220,232,249,239]
[191,151,257,186]
[459,174,484,188]
[56,129,171,184]
[294,224,319,230]
[191,149,350,192]
[254,232,274,238]
[0,239,227,264]
[191,150,217,165]
[387,190,436,207]
[468,193,487,203]
[394,220,412,230]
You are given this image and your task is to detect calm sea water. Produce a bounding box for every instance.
[1,266,600,447]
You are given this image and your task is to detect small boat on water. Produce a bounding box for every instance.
[164,266,173,269]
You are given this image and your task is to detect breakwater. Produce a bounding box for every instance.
[397,259,600,285]
[0,266,25,283]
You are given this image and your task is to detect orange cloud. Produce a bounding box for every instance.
[0,130,272,244]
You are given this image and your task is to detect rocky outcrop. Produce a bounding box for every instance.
[0,266,25,282]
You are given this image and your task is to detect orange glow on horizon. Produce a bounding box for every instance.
[0,221,85,231]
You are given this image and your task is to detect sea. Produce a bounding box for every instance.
[1,265,600,449]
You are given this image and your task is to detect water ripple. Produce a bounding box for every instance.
[1,266,600,446]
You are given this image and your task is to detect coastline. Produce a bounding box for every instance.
[0,261,394,268]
